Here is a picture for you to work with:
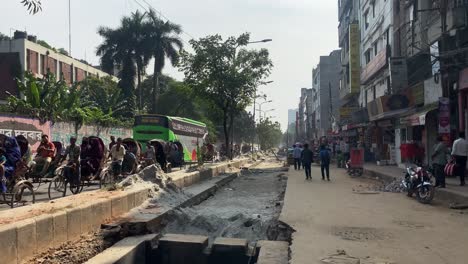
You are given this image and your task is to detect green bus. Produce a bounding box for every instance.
[133,114,208,162]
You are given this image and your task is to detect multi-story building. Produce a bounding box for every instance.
[0,31,117,102]
[297,88,308,141]
[311,50,342,138]
[338,0,361,126]
[288,109,298,125]
[392,0,468,166]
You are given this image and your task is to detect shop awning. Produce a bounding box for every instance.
[399,105,438,126]
[369,107,415,122]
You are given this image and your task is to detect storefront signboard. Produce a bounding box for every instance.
[438,97,450,133]
[349,23,360,94]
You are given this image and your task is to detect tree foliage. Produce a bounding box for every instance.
[96,9,183,114]
[179,33,273,156]
[20,0,42,14]
[5,72,131,129]
[256,118,282,150]
[144,10,183,113]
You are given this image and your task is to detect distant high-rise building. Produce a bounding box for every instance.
[288,109,297,125]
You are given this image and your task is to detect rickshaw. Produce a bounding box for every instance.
[48,136,106,198]
[122,138,142,175]
[149,139,169,171]
[0,135,35,208]
[28,140,64,183]
[346,148,364,176]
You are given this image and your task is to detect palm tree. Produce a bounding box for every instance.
[144,10,183,113]
[96,11,148,113]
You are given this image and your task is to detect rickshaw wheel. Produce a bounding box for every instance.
[11,182,35,208]
[48,175,66,200]
[99,171,114,189]
[69,181,81,195]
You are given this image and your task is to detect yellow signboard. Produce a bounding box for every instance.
[340,107,359,119]
[349,23,360,94]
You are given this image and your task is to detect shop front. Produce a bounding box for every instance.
[398,105,438,166]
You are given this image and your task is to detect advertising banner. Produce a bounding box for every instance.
[438,97,450,134]
[349,23,360,94]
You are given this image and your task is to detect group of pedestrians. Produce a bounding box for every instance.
[432,132,468,188]
[292,143,331,181]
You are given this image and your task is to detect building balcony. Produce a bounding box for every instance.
[361,47,389,85]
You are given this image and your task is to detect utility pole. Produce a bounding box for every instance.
[329,82,333,132]
[68,0,72,56]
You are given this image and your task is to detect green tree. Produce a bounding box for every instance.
[7,72,82,124]
[256,118,282,150]
[97,11,148,115]
[80,76,128,118]
[20,0,42,14]
[0,33,10,41]
[144,9,183,113]
[179,33,273,157]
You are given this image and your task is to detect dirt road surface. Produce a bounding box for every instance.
[281,165,468,264]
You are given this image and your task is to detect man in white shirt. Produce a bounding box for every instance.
[110,138,126,177]
[452,132,468,186]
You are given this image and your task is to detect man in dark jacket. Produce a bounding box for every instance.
[301,144,314,180]
[320,145,331,181]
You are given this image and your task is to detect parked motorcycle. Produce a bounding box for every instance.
[401,165,435,204]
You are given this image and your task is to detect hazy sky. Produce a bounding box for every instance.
[2,0,338,130]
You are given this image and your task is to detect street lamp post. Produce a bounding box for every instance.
[230,38,272,159]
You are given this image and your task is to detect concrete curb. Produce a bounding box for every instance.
[0,159,251,264]
[84,234,159,264]
[0,187,150,264]
[256,240,290,264]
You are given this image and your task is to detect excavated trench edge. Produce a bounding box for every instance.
[89,162,293,264]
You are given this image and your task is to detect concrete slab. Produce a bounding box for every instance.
[66,206,82,240]
[0,223,17,264]
[17,218,37,263]
[80,204,95,233]
[211,237,249,264]
[84,234,158,264]
[35,214,54,254]
[53,211,68,246]
[213,237,248,251]
[111,193,129,218]
[157,234,209,264]
[256,240,289,264]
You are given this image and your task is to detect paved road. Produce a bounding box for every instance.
[0,179,100,211]
[281,165,468,264]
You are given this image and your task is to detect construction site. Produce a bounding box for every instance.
[0,156,292,264]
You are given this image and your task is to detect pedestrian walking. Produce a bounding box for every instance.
[432,136,449,188]
[320,145,331,181]
[452,132,468,186]
[293,144,302,170]
[301,144,314,180]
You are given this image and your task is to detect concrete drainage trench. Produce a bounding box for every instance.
[29,162,293,264]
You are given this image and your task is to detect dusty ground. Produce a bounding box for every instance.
[163,159,288,243]
[281,165,468,264]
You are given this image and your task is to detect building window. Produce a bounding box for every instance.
[365,49,371,64]
[70,64,74,83]
[365,90,368,106]
[372,1,376,18]
[386,76,391,94]
[59,62,63,80]
[40,54,45,75]
[364,10,369,29]
[372,86,376,100]
[373,41,378,56]
[346,64,350,84]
